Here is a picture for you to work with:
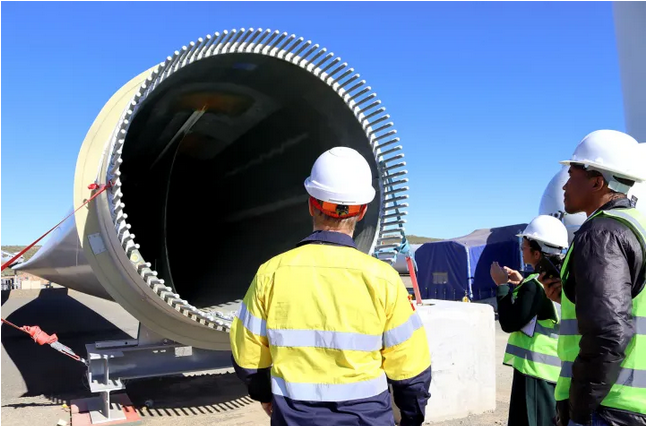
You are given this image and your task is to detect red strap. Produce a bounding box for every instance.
[1,318,82,362]
[1,318,25,333]
[1,181,112,271]
[22,325,58,345]
[0,319,55,344]
[406,256,423,306]
[310,197,365,219]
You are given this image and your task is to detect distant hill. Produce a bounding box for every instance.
[406,235,443,244]
[2,237,439,274]
[1,245,41,276]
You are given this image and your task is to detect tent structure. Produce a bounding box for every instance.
[414,224,527,301]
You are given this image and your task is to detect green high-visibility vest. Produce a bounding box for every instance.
[555,207,646,415]
[503,274,561,382]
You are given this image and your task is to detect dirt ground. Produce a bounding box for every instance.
[1,288,512,426]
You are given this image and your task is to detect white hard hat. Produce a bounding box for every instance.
[304,146,376,205]
[629,181,646,215]
[560,130,646,194]
[539,166,586,244]
[517,215,569,255]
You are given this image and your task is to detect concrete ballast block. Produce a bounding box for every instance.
[392,299,496,423]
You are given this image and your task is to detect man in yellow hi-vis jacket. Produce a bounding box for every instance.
[230,147,432,426]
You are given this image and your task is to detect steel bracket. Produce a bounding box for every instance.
[83,322,232,423]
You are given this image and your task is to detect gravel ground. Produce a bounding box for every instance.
[1,288,511,426]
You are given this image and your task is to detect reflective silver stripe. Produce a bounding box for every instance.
[561,361,646,388]
[383,312,424,348]
[505,344,561,367]
[561,317,645,336]
[535,323,559,339]
[271,374,388,402]
[637,316,646,335]
[559,319,579,336]
[267,329,381,352]
[560,361,573,378]
[237,302,267,337]
[616,367,646,388]
[606,210,646,251]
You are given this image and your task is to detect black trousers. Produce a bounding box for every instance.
[508,369,557,426]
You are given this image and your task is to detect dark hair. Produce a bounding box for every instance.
[544,253,564,269]
[571,163,634,192]
[527,238,542,253]
[525,237,564,268]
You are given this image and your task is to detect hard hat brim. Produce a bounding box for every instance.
[559,159,646,182]
[516,233,567,252]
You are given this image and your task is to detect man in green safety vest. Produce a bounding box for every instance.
[491,215,568,426]
[543,130,646,426]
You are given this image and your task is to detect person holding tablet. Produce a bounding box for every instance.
[490,215,568,426]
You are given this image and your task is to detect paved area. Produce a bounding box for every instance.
[1,288,512,425]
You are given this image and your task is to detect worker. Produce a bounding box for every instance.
[490,215,568,426]
[541,130,646,426]
[229,146,432,426]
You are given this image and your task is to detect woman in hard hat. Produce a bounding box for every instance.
[490,215,568,426]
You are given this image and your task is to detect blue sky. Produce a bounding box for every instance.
[2,2,626,245]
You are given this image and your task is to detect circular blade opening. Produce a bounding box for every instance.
[120,53,380,309]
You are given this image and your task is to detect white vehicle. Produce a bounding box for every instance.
[1,250,25,268]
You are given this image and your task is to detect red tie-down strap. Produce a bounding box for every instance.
[406,256,423,306]
[0,181,110,364]
[1,181,112,271]
[22,325,58,345]
[0,318,86,364]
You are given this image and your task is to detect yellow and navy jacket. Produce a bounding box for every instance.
[230,230,432,426]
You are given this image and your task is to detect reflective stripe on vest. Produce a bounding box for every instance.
[560,361,646,388]
[268,329,382,352]
[382,313,424,348]
[239,302,267,336]
[534,322,560,340]
[271,374,388,402]
[503,275,561,383]
[555,208,646,415]
[558,319,578,335]
[505,344,561,367]
[267,312,424,352]
[559,317,646,337]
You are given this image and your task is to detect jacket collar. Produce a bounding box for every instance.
[297,230,357,249]
[589,197,633,219]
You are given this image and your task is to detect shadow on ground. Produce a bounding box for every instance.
[125,372,253,418]
[2,288,252,417]
[1,288,131,399]
[2,289,11,306]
